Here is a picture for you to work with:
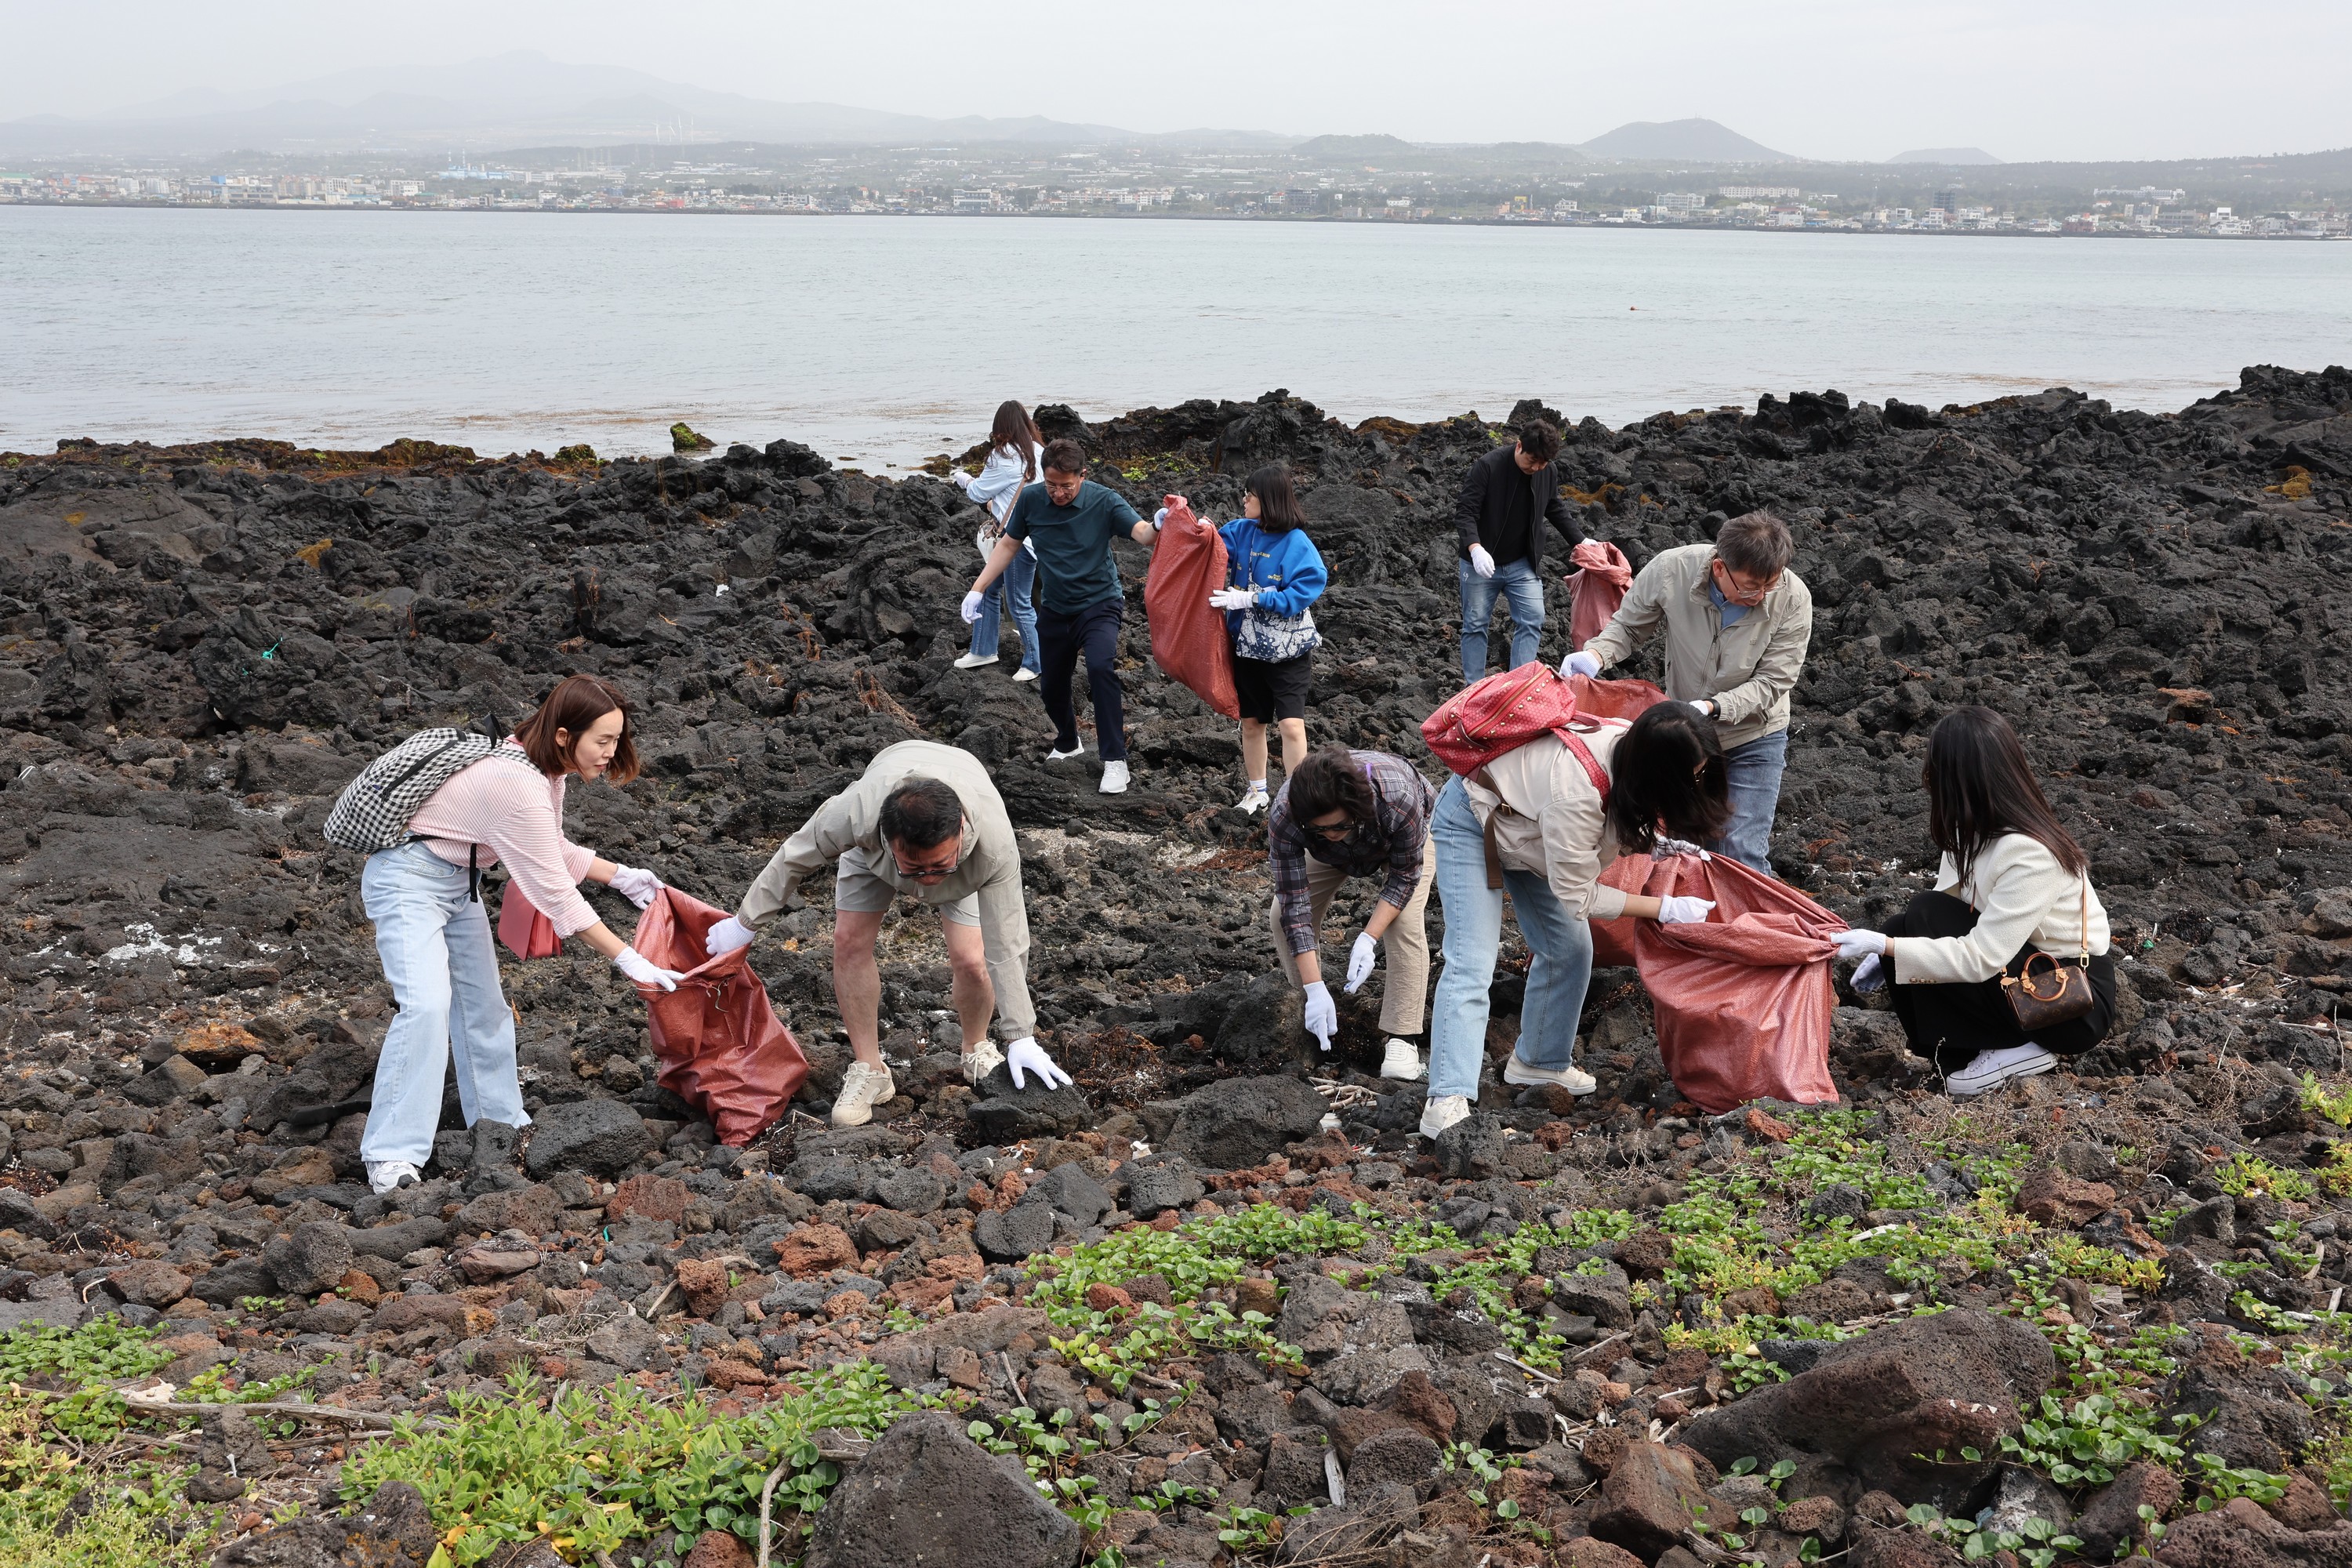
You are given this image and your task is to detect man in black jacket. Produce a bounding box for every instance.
[1454,419,1581,684]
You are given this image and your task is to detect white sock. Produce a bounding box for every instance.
[1248,779,1266,792]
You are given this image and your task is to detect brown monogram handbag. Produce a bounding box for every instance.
[1998,877,2096,1033]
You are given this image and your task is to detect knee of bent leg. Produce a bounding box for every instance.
[949,944,989,984]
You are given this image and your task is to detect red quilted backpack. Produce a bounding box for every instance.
[1421,662,1615,887]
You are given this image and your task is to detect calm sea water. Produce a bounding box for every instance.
[5,206,2349,466]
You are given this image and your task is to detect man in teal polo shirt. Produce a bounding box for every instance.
[964,437,1160,795]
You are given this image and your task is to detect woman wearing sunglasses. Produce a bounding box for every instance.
[1266,746,1437,1082]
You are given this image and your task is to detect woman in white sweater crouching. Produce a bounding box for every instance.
[1831,706,2115,1097]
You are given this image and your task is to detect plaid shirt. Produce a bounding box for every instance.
[1267,750,1436,957]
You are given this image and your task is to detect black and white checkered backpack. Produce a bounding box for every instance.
[322,720,506,855]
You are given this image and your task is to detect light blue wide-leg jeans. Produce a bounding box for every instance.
[358,841,530,1167]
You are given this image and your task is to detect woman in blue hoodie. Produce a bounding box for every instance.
[1210,463,1329,815]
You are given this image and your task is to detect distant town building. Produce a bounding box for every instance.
[1719,185,1798,199]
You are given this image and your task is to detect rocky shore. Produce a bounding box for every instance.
[2,365,2350,1568]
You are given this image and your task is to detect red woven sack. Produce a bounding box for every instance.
[1566,540,1634,652]
[1565,672,1668,723]
[1144,495,1239,719]
[495,884,561,960]
[626,887,808,1145]
[1590,851,1842,1112]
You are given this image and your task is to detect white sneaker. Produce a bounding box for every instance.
[963,1039,1005,1084]
[954,652,995,670]
[1380,1039,1425,1081]
[1099,760,1130,795]
[1237,783,1270,816]
[366,1160,422,1196]
[829,1060,898,1127]
[1419,1094,1472,1140]
[1504,1054,1596,1094]
[1046,742,1086,761]
[1946,1043,2057,1098]
[1012,667,1038,683]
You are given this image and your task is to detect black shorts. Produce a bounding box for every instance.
[1232,653,1312,723]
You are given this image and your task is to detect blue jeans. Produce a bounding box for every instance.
[358,841,530,1167]
[971,543,1040,672]
[1711,727,1789,875]
[1458,557,1547,684]
[1426,777,1595,1102]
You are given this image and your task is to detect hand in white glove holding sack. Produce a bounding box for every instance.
[605,864,663,909]
[704,915,755,958]
[612,947,684,992]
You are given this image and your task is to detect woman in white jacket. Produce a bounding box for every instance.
[1831,706,2115,1097]
[953,400,1044,682]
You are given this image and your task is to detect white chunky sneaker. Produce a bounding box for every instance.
[829,1060,898,1127]
[366,1160,422,1196]
[1237,782,1270,816]
[1946,1042,2056,1098]
[1046,742,1086,761]
[1099,760,1131,795]
[962,1039,1005,1084]
[1504,1054,1597,1094]
[953,651,995,670]
[1419,1094,1472,1140]
[1012,666,1038,683]
[1380,1038,1425,1081]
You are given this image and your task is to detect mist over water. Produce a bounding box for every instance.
[5,206,2348,465]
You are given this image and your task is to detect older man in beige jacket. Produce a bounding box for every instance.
[702,739,1065,1127]
[1564,511,1812,873]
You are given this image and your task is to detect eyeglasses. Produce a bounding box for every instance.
[891,848,961,880]
[1303,818,1357,840]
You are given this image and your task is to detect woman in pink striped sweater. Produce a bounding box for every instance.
[360,674,679,1195]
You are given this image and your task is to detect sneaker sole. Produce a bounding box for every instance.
[1947,1055,2057,1098]
[1502,1062,1595,1093]
[1381,1065,1426,1081]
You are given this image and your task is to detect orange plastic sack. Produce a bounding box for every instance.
[495,884,561,960]
[1144,495,1240,719]
[1589,852,1842,1112]
[627,887,808,1145]
[1566,541,1634,651]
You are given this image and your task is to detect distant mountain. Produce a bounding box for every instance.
[1289,133,1421,160]
[1578,118,1795,162]
[0,49,1289,156]
[1887,147,2004,165]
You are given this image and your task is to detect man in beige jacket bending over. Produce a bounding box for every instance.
[1564,510,1812,874]
[703,739,1066,1127]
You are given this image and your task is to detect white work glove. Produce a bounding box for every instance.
[1653,837,1711,860]
[1152,506,1170,528]
[1005,1036,1073,1091]
[951,470,973,491]
[1688,699,1717,717]
[1561,648,1602,679]
[1656,896,1716,925]
[1301,980,1337,1051]
[605,864,662,909]
[704,914,755,957]
[1344,931,1378,993]
[613,947,683,992]
[1469,544,1497,579]
[1209,586,1258,611]
[1849,953,1887,993]
[960,590,985,624]
[1831,928,1888,961]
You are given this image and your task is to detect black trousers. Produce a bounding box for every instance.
[1886,890,2116,1074]
[1036,600,1127,762]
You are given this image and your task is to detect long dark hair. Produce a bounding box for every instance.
[991,401,1043,483]
[1287,746,1376,827]
[1245,463,1307,533]
[1606,702,1730,854]
[1924,706,2086,885]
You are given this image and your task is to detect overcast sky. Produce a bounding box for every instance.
[8,0,2346,162]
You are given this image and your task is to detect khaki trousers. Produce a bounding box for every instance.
[1269,851,1436,1036]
